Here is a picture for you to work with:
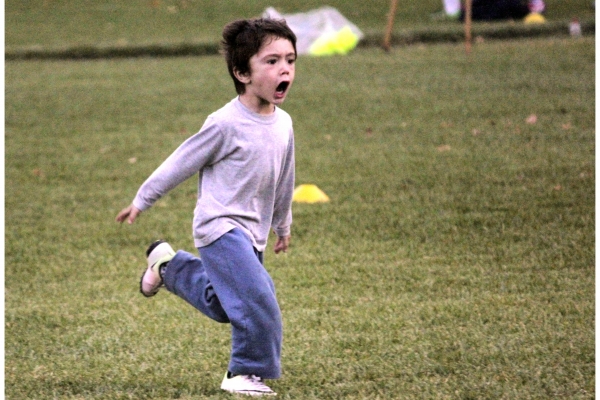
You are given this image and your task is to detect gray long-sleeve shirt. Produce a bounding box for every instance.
[133,97,295,252]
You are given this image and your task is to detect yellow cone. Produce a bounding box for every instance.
[292,184,330,203]
[524,12,546,24]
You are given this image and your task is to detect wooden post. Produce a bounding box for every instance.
[383,0,398,52]
[464,0,473,55]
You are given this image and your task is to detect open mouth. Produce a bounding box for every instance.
[275,81,290,94]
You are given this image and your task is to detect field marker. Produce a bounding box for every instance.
[383,0,398,52]
[465,0,473,55]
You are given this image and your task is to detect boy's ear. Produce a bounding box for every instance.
[233,68,251,84]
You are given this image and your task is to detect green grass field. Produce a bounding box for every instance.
[5,35,594,399]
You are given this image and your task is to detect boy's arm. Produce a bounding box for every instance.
[116,119,226,223]
[272,131,295,250]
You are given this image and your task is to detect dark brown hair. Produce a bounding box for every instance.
[221,18,297,94]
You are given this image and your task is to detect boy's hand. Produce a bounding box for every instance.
[274,235,291,254]
[116,204,141,225]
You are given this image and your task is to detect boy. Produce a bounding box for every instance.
[115,18,297,396]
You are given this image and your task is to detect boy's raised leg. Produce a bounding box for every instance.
[161,249,230,323]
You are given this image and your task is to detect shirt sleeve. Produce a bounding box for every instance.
[271,129,295,237]
[133,117,227,211]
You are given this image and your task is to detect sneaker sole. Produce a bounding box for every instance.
[140,240,175,297]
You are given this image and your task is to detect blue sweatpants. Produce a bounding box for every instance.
[161,228,282,379]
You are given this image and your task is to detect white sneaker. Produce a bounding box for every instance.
[139,240,175,297]
[221,372,277,396]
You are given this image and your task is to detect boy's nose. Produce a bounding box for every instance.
[281,65,289,73]
[281,63,293,74]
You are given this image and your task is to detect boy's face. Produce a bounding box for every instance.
[235,36,296,114]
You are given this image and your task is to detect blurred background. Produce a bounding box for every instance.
[5,0,595,52]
